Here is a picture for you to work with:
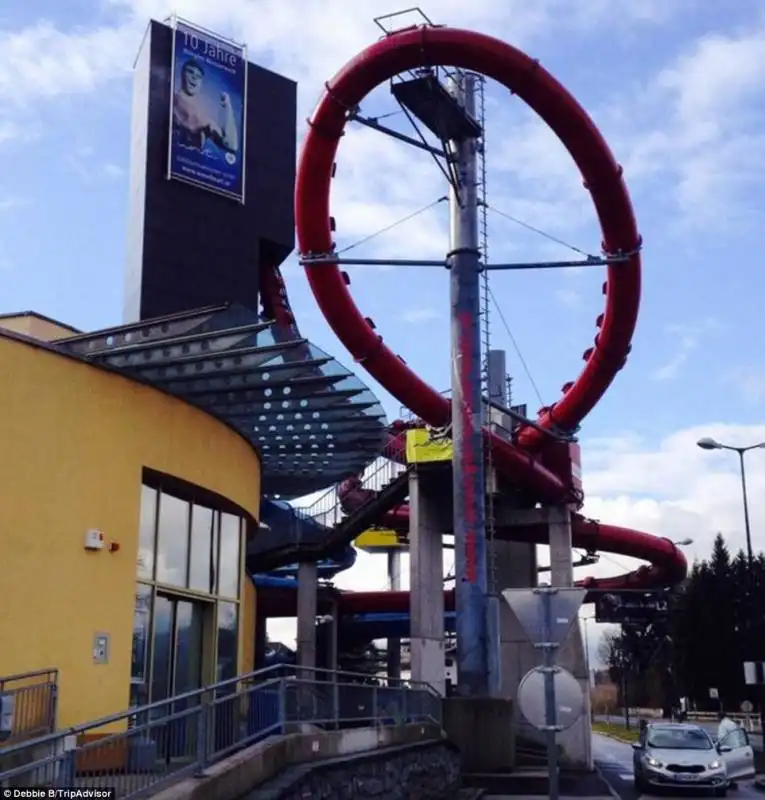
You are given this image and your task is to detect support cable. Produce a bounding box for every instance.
[485,203,597,259]
[337,196,447,255]
[488,286,546,409]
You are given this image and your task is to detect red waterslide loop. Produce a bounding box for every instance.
[286,26,686,595]
[296,25,641,457]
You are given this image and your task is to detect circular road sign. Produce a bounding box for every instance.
[741,700,754,714]
[518,666,584,732]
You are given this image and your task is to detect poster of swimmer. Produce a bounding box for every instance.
[168,19,247,203]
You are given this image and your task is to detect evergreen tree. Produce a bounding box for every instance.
[610,533,765,711]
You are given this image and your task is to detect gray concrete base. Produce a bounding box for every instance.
[150,723,444,800]
[443,696,515,773]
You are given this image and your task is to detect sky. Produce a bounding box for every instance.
[3,0,765,665]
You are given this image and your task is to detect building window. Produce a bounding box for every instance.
[130,584,153,707]
[218,513,241,599]
[189,503,214,594]
[156,493,190,587]
[133,478,248,700]
[131,584,152,682]
[137,486,157,580]
[217,602,238,682]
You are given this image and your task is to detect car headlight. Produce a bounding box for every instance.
[644,755,663,768]
[708,760,723,771]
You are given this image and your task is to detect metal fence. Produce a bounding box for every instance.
[0,669,58,744]
[0,665,441,799]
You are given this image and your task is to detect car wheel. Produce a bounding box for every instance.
[634,775,645,792]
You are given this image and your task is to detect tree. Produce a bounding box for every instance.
[609,624,674,709]
[666,533,765,711]
[599,532,765,713]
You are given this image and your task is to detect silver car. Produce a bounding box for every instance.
[632,722,755,796]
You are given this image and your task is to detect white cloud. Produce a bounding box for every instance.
[726,365,765,404]
[581,423,765,559]
[0,195,25,212]
[0,0,660,114]
[613,26,765,229]
[0,0,758,258]
[0,20,138,104]
[0,120,22,144]
[650,319,719,381]
[65,146,126,183]
[399,307,439,324]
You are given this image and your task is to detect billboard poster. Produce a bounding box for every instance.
[168,20,247,202]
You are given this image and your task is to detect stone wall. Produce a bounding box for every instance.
[257,741,461,800]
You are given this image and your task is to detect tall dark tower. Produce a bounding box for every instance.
[124,18,296,322]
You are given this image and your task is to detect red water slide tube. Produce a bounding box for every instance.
[267,26,686,595]
[339,480,687,590]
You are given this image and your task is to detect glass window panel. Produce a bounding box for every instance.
[174,600,205,695]
[156,493,190,587]
[131,584,152,686]
[218,514,241,599]
[189,504,213,593]
[211,511,219,594]
[216,602,238,682]
[151,595,174,703]
[137,485,157,580]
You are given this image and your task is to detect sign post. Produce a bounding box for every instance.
[503,587,586,800]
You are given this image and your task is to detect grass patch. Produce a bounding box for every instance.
[592,721,640,742]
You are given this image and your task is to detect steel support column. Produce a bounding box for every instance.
[448,72,489,696]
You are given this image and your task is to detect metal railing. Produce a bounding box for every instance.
[292,427,409,528]
[0,665,441,799]
[0,669,58,744]
[602,708,763,734]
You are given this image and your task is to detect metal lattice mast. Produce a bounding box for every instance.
[448,70,490,696]
[477,75,497,599]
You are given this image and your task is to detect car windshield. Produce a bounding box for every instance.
[647,727,713,751]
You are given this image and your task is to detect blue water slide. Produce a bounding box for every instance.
[257,499,357,579]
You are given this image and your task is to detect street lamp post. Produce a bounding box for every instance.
[696,437,764,569]
[697,436,764,725]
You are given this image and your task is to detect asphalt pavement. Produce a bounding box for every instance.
[594,716,764,751]
[593,733,762,799]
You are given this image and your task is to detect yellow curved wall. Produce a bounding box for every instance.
[0,334,261,729]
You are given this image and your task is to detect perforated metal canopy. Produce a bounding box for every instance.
[58,304,387,498]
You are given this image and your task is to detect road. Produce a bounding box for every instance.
[593,733,762,799]
[595,716,763,751]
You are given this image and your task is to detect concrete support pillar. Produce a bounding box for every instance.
[387,549,402,680]
[409,469,445,696]
[547,506,592,769]
[297,561,317,675]
[548,505,574,587]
